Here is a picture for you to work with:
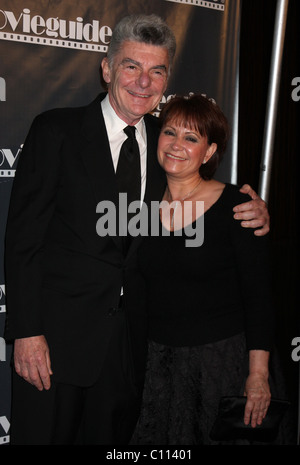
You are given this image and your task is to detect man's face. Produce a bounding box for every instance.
[101,41,170,125]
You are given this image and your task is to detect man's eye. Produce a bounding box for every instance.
[122,64,138,72]
[151,69,166,78]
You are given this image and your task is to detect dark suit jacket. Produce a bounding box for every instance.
[4,93,166,388]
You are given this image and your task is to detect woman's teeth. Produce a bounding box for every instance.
[166,153,185,160]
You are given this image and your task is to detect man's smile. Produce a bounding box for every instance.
[128,90,152,99]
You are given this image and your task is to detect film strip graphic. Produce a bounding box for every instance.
[0,171,15,177]
[0,416,10,445]
[165,0,225,11]
[0,285,5,313]
[0,31,107,52]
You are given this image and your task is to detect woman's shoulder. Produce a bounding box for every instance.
[206,183,252,220]
[222,183,251,206]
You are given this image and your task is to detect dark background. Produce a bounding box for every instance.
[238,0,299,438]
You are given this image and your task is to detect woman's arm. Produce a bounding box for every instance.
[243,349,271,427]
[229,187,273,427]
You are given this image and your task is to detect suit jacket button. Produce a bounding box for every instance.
[108,307,117,316]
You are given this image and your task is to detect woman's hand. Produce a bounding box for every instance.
[243,350,271,427]
[243,373,271,427]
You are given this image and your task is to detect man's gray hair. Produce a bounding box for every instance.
[107,14,176,72]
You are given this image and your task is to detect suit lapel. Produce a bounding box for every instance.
[143,114,166,205]
[80,94,117,203]
[80,94,122,251]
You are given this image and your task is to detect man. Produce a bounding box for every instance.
[4,14,269,445]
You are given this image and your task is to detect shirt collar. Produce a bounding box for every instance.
[102,94,146,144]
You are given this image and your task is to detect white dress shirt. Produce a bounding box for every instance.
[101,94,147,203]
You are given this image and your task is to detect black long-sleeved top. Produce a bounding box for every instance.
[138,184,274,350]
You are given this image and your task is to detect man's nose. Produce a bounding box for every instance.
[137,71,151,88]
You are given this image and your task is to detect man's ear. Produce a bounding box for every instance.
[101,57,111,84]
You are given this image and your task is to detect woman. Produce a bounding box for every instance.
[132,94,282,445]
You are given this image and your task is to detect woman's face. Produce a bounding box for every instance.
[157,121,216,179]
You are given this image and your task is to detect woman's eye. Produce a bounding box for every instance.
[164,130,175,136]
[186,137,198,143]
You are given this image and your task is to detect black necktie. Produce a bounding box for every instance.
[116,126,141,252]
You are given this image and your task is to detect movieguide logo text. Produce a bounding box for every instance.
[0,7,112,52]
